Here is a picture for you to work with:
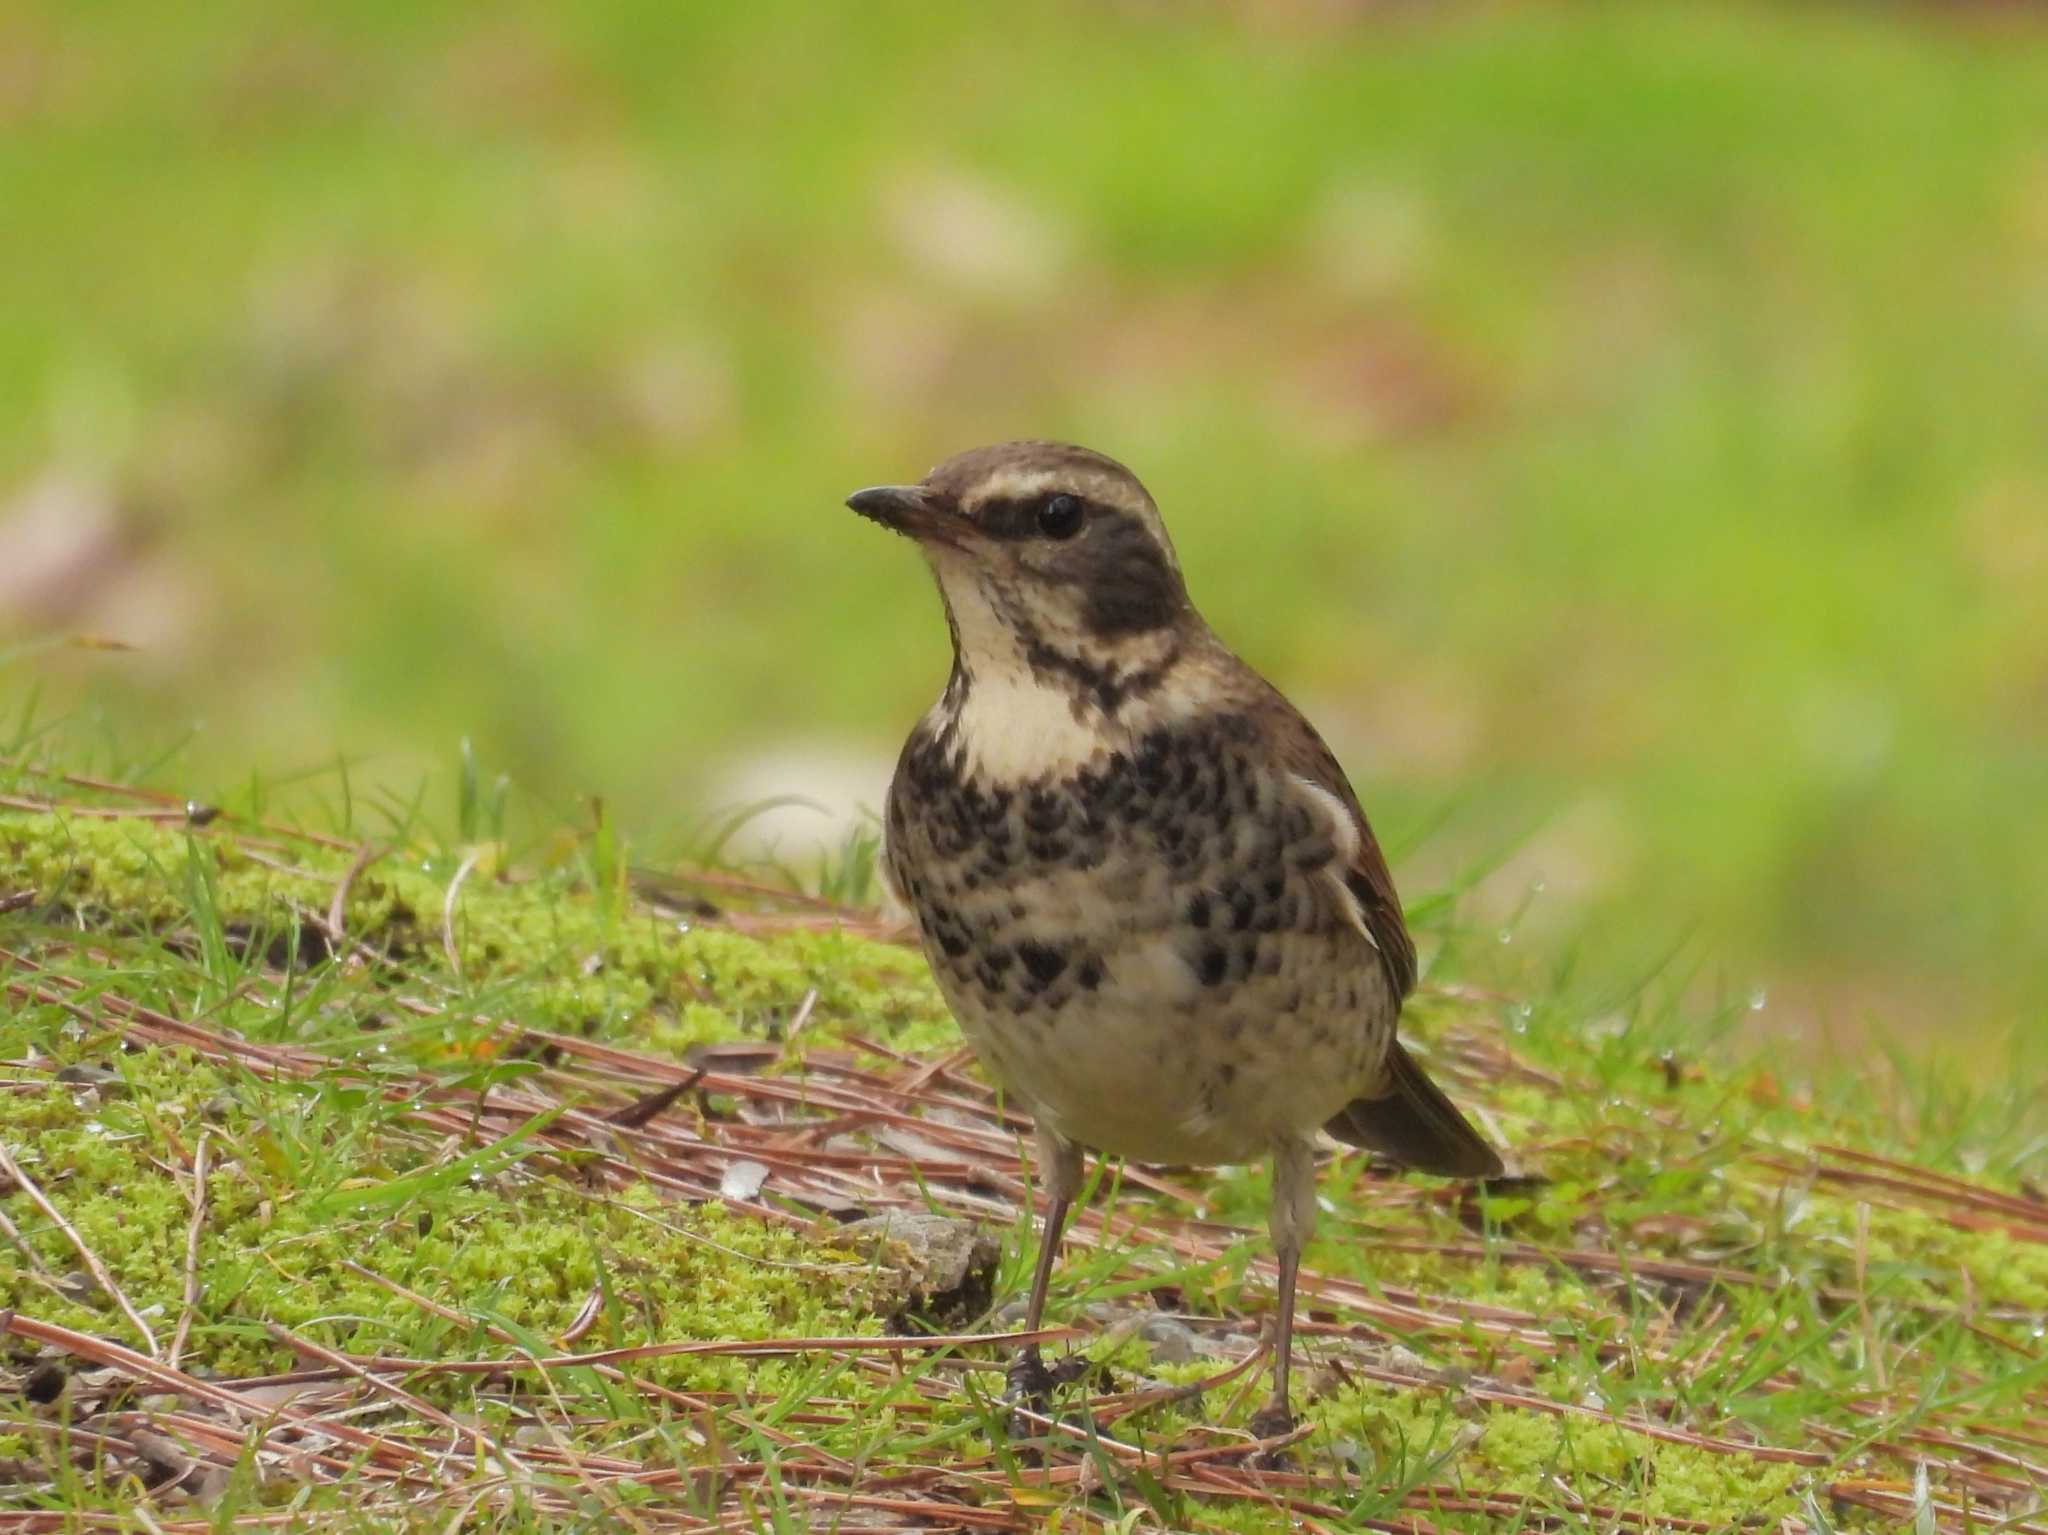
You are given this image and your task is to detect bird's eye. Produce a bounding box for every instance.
[1036,494,1084,540]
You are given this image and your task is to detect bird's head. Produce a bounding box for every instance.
[847,441,1193,685]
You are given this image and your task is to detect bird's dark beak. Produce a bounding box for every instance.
[846,484,961,546]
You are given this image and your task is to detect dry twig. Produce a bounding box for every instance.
[441,845,486,980]
[168,1129,209,1369]
[326,840,379,950]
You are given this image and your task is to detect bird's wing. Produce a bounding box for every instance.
[877,769,913,918]
[1266,696,1420,1002]
[1260,689,1501,1177]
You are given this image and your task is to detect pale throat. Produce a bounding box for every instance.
[925,565,1187,783]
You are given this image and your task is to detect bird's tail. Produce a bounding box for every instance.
[1324,1040,1503,1179]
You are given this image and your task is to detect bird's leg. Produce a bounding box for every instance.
[1248,1137,1317,1449]
[1006,1122,1083,1418]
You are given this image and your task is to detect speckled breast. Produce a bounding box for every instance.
[884,709,1396,1165]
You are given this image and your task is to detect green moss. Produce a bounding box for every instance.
[1783,1197,2048,1313]
[3,794,2043,1528]
[0,802,950,1465]
[1452,1410,1805,1522]
[1,809,950,1057]
[0,1031,884,1399]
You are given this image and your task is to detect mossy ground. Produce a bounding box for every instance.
[2,759,2044,1532]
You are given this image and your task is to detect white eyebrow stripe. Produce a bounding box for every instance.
[964,469,1066,508]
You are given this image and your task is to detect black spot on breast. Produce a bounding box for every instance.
[1230,939,1259,982]
[1186,892,1211,929]
[1135,736,1173,797]
[924,904,971,958]
[974,946,1015,992]
[1017,941,1067,988]
[1077,956,1104,989]
[1024,789,1065,833]
[1224,880,1256,931]
[1197,943,1228,986]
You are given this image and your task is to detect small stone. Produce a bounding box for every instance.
[1328,1437,1374,1472]
[838,1211,1000,1329]
[23,1362,66,1404]
[1138,1315,1199,1365]
[128,1427,195,1486]
[718,1159,769,1201]
[1382,1343,1431,1376]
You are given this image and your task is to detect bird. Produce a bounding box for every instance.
[847,441,1502,1446]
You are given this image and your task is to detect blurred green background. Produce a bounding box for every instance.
[3,3,2045,1041]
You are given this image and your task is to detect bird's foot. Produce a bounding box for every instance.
[1005,1349,1057,1413]
[1004,1349,1091,1444]
[1244,1402,1298,1468]
[1006,1348,1090,1406]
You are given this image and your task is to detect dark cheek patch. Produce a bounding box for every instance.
[1067,515,1184,636]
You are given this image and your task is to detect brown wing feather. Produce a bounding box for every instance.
[1242,673,1501,1179]
[1326,1040,1504,1177]
[1258,686,1419,1001]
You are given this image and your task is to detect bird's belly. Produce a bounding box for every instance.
[887,712,1400,1165]
[936,925,1387,1166]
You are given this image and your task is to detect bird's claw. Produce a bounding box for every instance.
[1245,1402,1297,1467]
[1005,1350,1057,1410]
[1004,1350,1089,1442]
